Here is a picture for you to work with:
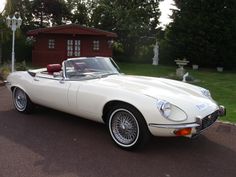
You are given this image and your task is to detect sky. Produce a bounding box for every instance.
[159,0,175,27]
[0,0,175,27]
[0,0,6,13]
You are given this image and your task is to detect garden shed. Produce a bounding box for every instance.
[27,24,117,66]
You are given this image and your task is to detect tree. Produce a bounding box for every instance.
[3,0,34,32]
[0,15,10,64]
[1,0,162,63]
[32,0,70,27]
[90,0,162,61]
[66,0,89,25]
[164,0,236,68]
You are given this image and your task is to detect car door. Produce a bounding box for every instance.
[30,74,72,112]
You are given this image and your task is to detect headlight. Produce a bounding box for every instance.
[157,100,172,118]
[201,89,211,98]
[157,99,187,122]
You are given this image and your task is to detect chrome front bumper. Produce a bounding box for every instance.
[148,105,226,137]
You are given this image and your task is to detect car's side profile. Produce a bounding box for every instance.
[6,57,226,150]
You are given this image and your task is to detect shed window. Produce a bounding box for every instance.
[74,40,80,56]
[67,40,80,57]
[67,40,73,56]
[93,40,100,51]
[48,39,55,49]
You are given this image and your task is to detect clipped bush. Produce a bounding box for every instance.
[0,64,11,80]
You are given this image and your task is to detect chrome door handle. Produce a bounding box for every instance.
[34,78,39,81]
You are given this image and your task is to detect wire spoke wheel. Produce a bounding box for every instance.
[14,88,27,111]
[109,109,139,147]
[13,87,33,113]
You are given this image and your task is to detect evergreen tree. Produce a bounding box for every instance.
[165,0,236,68]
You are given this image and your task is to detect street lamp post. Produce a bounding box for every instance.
[6,14,22,72]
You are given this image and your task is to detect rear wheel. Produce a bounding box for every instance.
[13,87,34,113]
[107,104,150,150]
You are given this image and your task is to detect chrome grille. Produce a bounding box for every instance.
[197,111,218,131]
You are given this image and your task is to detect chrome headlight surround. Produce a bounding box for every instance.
[157,100,172,118]
[157,99,187,122]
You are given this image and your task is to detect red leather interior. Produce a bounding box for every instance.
[74,62,87,71]
[47,64,61,74]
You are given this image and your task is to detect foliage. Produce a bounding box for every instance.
[66,0,89,25]
[162,0,236,69]
[0,13,12,64]
[31,0,71,27]
[4,0,34,32]
[119,62,236,123]
[90,0,162,60]
[2,0,236,68]
[0,64,10,80]
[15,60,28,71]
[0,61,28,81]
[1,0,162,64]
[2,33,32,63]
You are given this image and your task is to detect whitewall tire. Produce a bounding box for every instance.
[13,87,34,113]
[107,104,150,150]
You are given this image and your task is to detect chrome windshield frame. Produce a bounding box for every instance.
[62,57,120,81]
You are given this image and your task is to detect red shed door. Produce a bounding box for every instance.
[66,39,81,58]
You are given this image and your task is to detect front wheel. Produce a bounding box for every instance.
[107,104,150,150]
[13,87,34,113]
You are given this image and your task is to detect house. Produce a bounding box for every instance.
[27,24,117,66]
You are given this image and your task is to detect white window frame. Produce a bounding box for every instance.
[74,40,81,56]
[67,40,73,57]
[67,40,81,57]
[93,40,100,51]
[48,39,55,49]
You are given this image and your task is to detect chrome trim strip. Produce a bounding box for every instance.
[148,123,200,129]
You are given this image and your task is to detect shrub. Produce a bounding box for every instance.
[0,64,11,80]
[16,60,28,71]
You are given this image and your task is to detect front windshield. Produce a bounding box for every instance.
[64,57,120,79]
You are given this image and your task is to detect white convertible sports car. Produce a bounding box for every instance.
[6,57,225,149]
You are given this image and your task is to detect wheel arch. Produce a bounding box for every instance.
[102,100,148,126]
[10,85,31,101]
[10,85,27,94]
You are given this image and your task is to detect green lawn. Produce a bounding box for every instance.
[118,62,236,123]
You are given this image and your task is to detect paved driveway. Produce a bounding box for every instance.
[0,86,236,177]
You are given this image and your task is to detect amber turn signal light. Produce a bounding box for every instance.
[174,128,192,136]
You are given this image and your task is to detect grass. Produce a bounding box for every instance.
[118,62,236,123]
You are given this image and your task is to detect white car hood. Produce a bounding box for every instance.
[97,75,218,117]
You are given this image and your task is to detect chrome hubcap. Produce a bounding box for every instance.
[14,89,27,111]
[110,109,139,146]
